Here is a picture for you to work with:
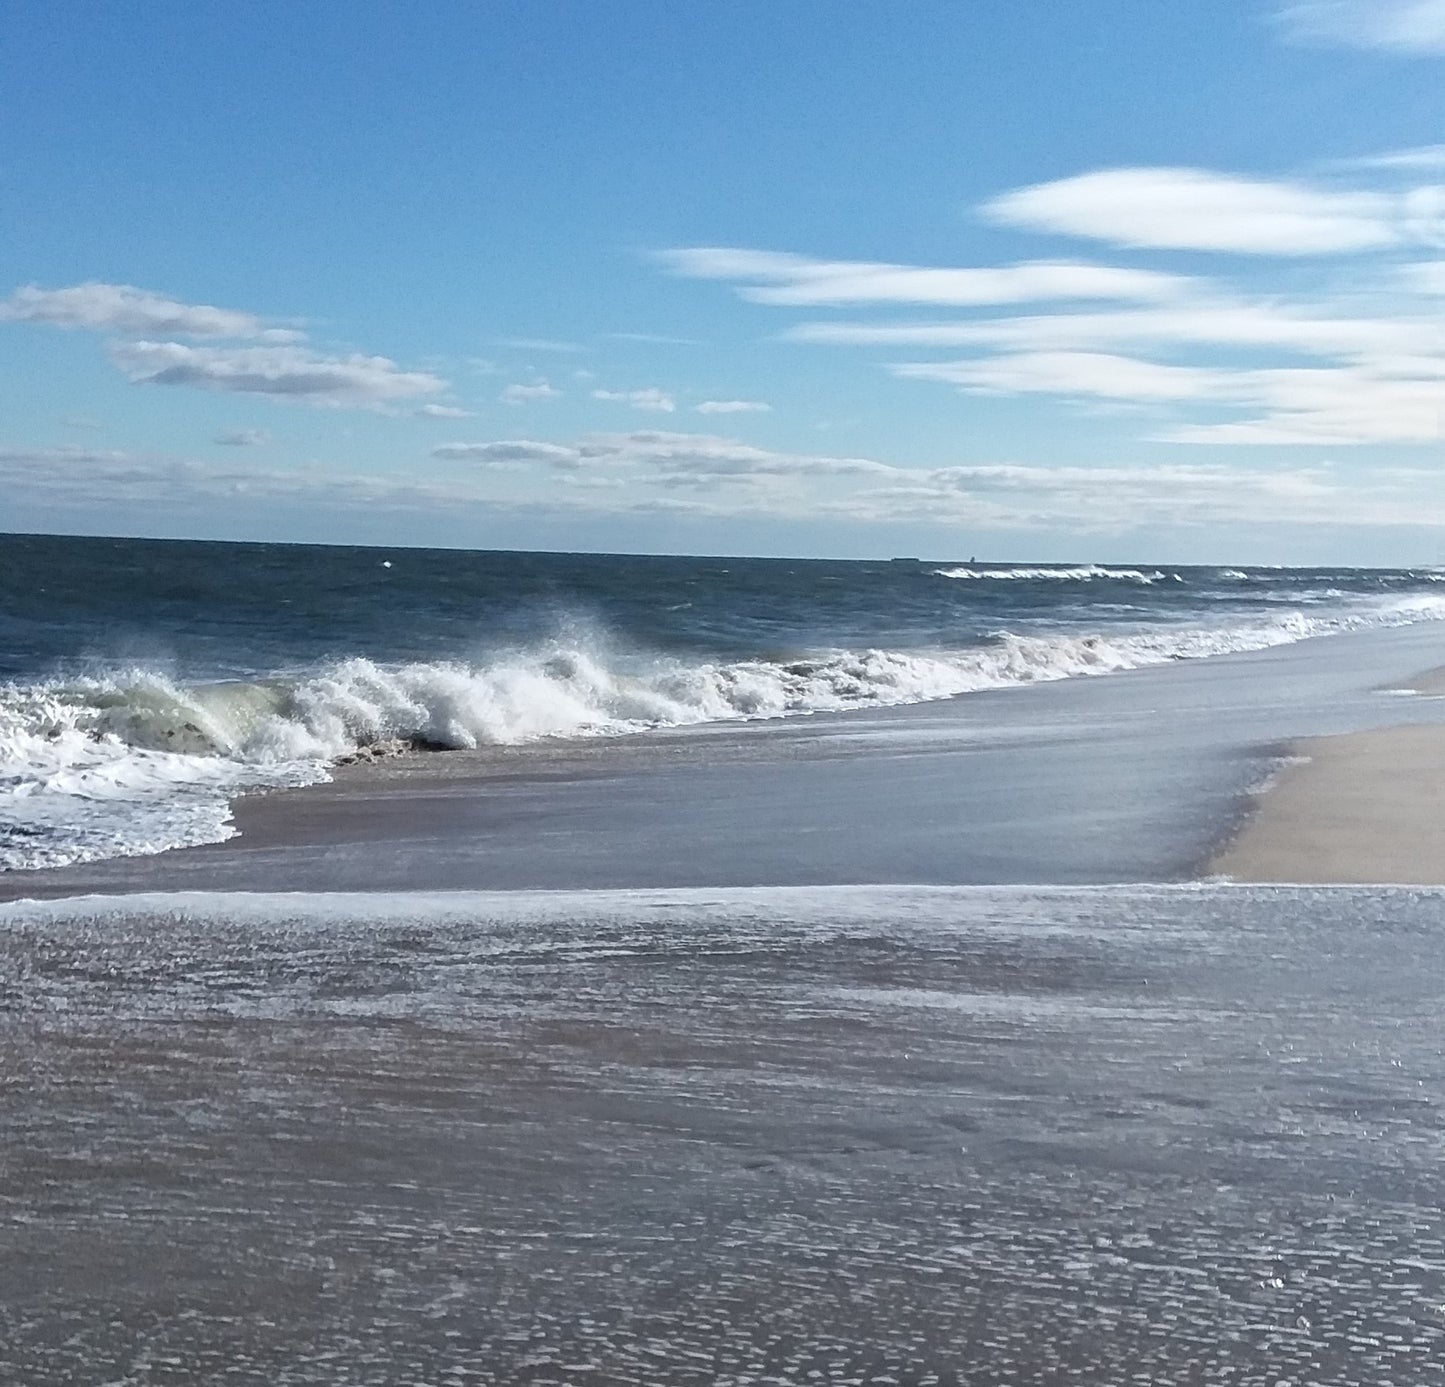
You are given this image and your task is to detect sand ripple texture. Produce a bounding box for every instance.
[3,884,1445,1384]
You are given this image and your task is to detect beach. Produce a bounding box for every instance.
[9,613,1445,902]
[7,543,1445,1382]
[6,883,1445,1384]
[1215,717,1445,883]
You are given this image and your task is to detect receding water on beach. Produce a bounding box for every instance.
[5,884,1445,1384]
[6,532,1445,871]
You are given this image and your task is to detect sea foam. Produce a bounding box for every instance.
[933,564,1178,583]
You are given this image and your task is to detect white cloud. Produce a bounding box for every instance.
[432,440,580,467]
[429,429,892,483]
[0,445,488,515]
[214,428,271,447]
[1277,0,1445,53]
[605,332,703,346]
[3,280,453,413]
[894,352,1228,403]
[0,445,134,465]
[695,399,771,414]
[1160,363,1445,445]
[827,458,1445,530]
[0,282,292,339]
[665,155,1445,452]
[110,341,445,408]
[575,430,890,479]
[592,387,676,412]
[983,167,1404,255]
[1347,144,1445,170]
[500,381,560,405]
[496,337,587,354]
[659,247,1191,305]
[414,403,475,419]
[13,432,1445,536]
[896,349,1445,446]
[796,302,1445,358]
[1402,261,1445,293]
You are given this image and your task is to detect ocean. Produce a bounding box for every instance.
[10,533,1445,1382]
[6,530,1445,874]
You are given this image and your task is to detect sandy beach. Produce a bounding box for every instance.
[1214,661,1445,885]
[1215,718,1445,883]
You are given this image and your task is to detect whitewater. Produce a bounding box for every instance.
[5,535,1445,871]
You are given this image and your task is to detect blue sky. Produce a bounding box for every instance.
[4,0,1445,562]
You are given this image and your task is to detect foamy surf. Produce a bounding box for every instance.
[5,587,1445,872]
[933,564,1179,583]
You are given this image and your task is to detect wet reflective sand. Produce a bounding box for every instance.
[3,885,1445,1383]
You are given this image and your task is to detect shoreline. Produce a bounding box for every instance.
[7,627,1445,900]
[1212,713,1445,885]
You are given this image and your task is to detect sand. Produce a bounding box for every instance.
[1214,714,1445,884]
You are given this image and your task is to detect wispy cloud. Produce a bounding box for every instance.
[15,428,1439,536]
[1401,261,1445,292]
[982,168,1409,255]
[664,152,1445,450]
[790,302,1445,357]
[1345,144,1445,170]
[660,247,1191,305]
[2,280,449,411]
[495,337,587,354]
[429,429,891,482]
[213,428,271,447]
[0,444,135,465]
[0,282,297,339]
[414,403,475,419]
[1276,0,1445,54]
[432,440,580,466]
[604,331,703,346]
[110,341,445,408]
[895,352,1445,446]
[413,427,1445,530]
[500,381,561,405]
[592,387,676,412]
[0,443,484,516]
[894,352,1227,403]
[695,399,771,414]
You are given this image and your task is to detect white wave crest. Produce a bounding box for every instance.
[5,593,1445,872]
[934,564,1178,583]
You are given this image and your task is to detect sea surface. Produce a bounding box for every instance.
[5,532,1445,872]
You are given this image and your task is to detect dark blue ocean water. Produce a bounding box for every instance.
[3,532,1445,870]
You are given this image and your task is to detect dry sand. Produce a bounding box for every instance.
[1214,712,1445,884]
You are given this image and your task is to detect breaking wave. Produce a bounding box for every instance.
[934,564,1179,583]
[5,594,1445,871]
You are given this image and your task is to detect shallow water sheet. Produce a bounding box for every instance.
[3,883,1445,1384]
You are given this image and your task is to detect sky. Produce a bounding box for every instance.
[4,1,1445,563]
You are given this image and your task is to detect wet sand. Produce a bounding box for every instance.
[5,884,1445,1384]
